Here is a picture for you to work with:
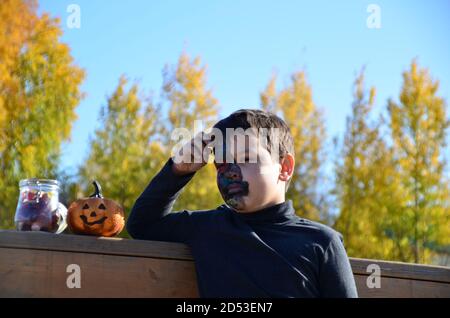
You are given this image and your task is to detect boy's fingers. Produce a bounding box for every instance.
[173,131,212,167]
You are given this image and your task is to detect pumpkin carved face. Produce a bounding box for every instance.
[68,181,125,237]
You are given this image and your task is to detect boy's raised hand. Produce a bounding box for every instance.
[172,132,212,176]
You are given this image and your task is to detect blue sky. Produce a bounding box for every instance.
[38,0,450,173]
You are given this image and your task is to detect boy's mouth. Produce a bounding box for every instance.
[224,182,249,197]
[226,183,244,195]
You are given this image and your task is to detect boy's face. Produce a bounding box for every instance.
[213,132,286,213]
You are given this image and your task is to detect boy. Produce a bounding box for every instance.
[127,109,358,298]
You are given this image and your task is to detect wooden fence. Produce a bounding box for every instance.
[0,230,448,297]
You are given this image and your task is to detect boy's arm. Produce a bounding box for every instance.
[127,132,210,243]
[126,158,197,243]
[319,234,359,298]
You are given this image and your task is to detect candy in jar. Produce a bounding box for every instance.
[14,179,67,233]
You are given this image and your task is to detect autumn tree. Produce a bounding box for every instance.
[0,0,85,228]
[333,70,402,259]
[260,71,327,221]
[162,52,223,211]
[78,76,164,237]
[386,60,449,264]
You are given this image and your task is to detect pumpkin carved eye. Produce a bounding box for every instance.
[82,203,89,209]
[98,203,106,210]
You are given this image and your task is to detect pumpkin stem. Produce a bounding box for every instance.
[90,180,103,198]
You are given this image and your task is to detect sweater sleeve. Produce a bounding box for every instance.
[126,158,197,243]
[319,234,359,298]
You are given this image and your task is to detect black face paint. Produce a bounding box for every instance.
[217,163,249,209]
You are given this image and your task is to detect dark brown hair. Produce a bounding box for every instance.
[213,109,295,189]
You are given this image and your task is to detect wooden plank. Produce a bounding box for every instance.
[350,258,450,283]
[354,274,450,298]
[0,247,199,298]
[1,230,449,298]
[0,230,193,261]
[1,231,448,283]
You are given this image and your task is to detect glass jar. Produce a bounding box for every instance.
[14,178,67,233]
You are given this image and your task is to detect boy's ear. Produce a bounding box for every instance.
[279,153,295,182]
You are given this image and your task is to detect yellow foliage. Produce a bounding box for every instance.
[0,0,85,229]
[163,52,223,211]
[260,71,327,221]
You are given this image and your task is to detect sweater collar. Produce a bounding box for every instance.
[227,200,295,223]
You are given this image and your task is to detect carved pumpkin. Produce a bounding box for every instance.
[68,181,125,237]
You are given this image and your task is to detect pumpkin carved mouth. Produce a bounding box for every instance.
[79,215,108,226]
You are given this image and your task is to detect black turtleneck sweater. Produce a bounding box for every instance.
[127,159,358,298]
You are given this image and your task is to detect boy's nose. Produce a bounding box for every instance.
[224,171,239,180]
[218,164,240,180]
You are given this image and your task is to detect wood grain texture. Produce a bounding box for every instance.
[0,230,449,298]
[0,230,193,260]
[350,258,450,283]
[0,247,199,298]
[354,275,450,298]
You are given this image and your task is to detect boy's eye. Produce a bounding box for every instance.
[239,155,251,164]
[214,155,253,169]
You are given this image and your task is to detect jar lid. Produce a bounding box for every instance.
[19,178,60,189]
